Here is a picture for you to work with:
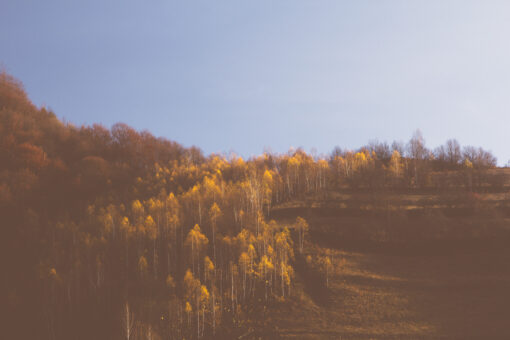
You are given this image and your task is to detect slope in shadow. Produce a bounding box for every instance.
[293,253,332,307]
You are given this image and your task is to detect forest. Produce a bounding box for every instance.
[1,71,504,339]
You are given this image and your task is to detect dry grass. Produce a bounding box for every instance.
[264,244,510,339]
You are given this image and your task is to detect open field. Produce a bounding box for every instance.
[254,181,510,339]
[259,242,510,339]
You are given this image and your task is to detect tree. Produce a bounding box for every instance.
[120,216,133,273]
[122,301,135,340]
[145,215,158,278]
[208,203,222,261]
[446,139,462,166]
[408,130,427,160]
[183,269,200,334]
[204,256,215,284]
[165,192,180,274]
[295,217,309,254]
[199,285,210,337]
[185,301,192,327]
[185,225,209,275]
[238,252,250,300]
[388,150,402,183]
[262,169,273,214]
[321,255,332,288]
[407,130,429,187]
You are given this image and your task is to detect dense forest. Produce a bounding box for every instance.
[1,71,503,339]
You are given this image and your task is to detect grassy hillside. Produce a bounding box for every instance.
[259,181,510,339]
[2,70,508,339]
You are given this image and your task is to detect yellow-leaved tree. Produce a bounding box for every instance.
[208,202,222,261]
[295,216,309,254]
[185,224,209,275]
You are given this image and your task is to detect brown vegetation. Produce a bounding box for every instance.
[1,71,508,339]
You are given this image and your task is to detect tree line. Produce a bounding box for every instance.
[0,71,500,339]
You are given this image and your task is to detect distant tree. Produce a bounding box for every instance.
[208,203,222,261]
[185,225,209,275]
[446,139,462,166]
[122,301,135,340]
[407,130,429,187]
[388,150,403,183]
[295,217,309,254]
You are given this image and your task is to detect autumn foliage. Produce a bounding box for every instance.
[0,72,501,339]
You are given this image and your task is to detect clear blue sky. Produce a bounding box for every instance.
[2,1,510,163]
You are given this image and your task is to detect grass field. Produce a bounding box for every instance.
[261,243,510,339]
[255,185,510,339]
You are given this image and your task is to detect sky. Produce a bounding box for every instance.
[1,1,510,163]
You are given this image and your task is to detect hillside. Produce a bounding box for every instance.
[1,71,508,339]
[261,181,510,338]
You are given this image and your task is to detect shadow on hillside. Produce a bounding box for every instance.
[310,230,510,257]
[293,253,332,307]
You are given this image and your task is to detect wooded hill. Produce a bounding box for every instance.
[0,71,505,339]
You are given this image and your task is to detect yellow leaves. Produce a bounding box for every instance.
[166,192,180,211]
[262,170,273,205]
[147,198,163,215]
[389,150,402,178]
[183,269,201,304]
[317,159,329,170]
[185,301,192,313]
[259,255,274,273]
[234,156,245,167]
[239,252,250,271]
[281,263,293,286]
[145,215,157,240]
[464,158,474,169]
[145,215,155,227]
[200,285,210,307]
[131,200,144,215]
[235,228,250,246]
[210,155,227,172]
[49,267,57,277]
[120,216,132,236]
[203,176,221,198]
[204,256,215,273]
[186,224,209,248]
[263,169,273,184]
[354,151,367,163]
[184,269,194,286]
[288,155,300,168]
[248,243,256,259]
[306,255,312,264]
[267,245,274,257]
[165,192,180,228]
[167,192,176,202]
[190,184,200,195]
[296,216,309,232]
[222,235,232,247]
[209,202,222,223]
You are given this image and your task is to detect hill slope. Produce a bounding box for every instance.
[261,186,510,339]
[1,71,508,339]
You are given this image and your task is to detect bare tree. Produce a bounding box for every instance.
[122,301,135,340]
